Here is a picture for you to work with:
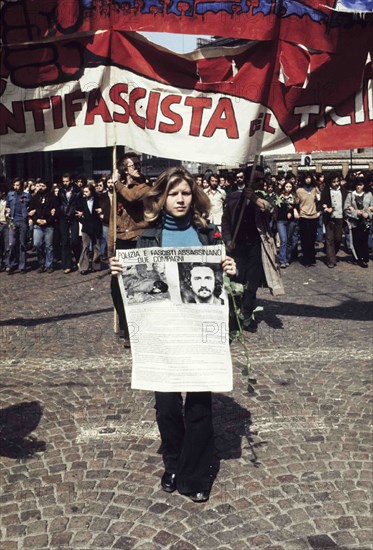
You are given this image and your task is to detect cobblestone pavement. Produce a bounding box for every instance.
[1,248,372,550]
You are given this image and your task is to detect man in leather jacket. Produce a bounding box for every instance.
[29,180,58,273]
[58,173,82,273]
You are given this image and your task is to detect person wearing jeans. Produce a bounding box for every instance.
[8,220,28,273]
[34,226,54,270]
[29,180,58,273]
[6,178,30,274]
[276,182,299,268]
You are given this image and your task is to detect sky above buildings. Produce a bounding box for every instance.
[140,32,210,53]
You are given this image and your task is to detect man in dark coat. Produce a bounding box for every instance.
[76,184,102,274]
[29,179,58,273]
[222,165,280,332]
[58,173,82,273]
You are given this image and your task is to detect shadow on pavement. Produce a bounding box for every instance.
[0,307,113,327]
[258,297,373,327]
[0,401,46,459]
[213,394,266,468]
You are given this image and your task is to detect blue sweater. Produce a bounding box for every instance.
[161,213,201,247]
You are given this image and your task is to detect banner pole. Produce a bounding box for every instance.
[112,144,118,334]
[231,154,260,248]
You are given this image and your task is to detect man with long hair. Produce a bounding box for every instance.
[180,263,224,305]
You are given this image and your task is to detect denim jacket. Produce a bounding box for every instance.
[6,191,30,221]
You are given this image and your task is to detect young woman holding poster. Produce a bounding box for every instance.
[110,167,236,502]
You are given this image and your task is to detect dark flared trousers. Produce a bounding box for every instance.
[232,239,264,322]
[60,218,81,270]
[325,218,343,265]
[299,218,318,265]
[351,226,369,263]
[155,391,214,494]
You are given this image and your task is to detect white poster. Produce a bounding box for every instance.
[117,245,233,392]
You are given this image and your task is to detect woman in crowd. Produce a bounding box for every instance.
[110,167,236,503]
[77,184,102,274]
[295,172,320,267]
[344,178,373,268]
[276,181,299,268]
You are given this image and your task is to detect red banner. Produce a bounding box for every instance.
[1,31,372,160]
[1,0,372,53]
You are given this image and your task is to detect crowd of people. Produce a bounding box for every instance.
[2,154,371,340]
[206,168,373,270]
[0,174,113,275]
[2,155,372,504]
[0,162,372,279]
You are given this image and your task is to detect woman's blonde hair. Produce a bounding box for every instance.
[144,167,211,228]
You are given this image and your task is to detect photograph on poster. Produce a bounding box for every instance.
[178,262,225,305]
[121,263,170,305]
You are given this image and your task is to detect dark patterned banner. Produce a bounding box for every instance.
[1,0,372,53]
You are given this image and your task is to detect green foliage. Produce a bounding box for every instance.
[273,195,283,208]
[224,275,256,394]
[227,281,245,294]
